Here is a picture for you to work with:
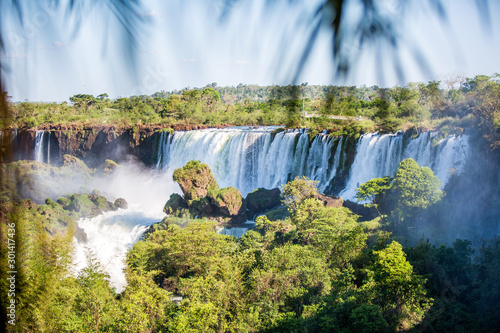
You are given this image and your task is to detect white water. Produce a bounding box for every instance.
[71,164,177,293]
[339,132,470,200]
[73,206,162,292]
[157,128,470,200]
[34,130,45,163]
[156,127,344,195]
[34,130,51,164]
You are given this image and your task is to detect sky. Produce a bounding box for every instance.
[1,0,499,102]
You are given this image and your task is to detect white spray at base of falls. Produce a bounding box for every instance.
[72,163,178,293]
[73,206,163,293]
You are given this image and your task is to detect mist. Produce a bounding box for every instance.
[26,157,182,292]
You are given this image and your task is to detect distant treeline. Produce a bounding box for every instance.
[5,74,500,145]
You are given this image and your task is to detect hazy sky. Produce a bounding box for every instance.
[1,0,499,102]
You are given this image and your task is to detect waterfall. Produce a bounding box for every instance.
[33,130,52,164]
[156,131,172,169]
[70,163,177,293]
[70,127,470,291]
[34,130,45,163]
[339,132,470,200]
[156,128,470,200]
[156,127,344,196]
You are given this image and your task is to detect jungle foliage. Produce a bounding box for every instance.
[1,169,499,332]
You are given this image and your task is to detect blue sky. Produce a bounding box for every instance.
[1,0,499,102]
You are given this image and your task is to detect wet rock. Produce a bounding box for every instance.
[100,159,119,175]
[166,161,248,224]
[63,193,119,217]
[163,193,187,214]
[75,225,88,243]
[313,193,343,208]
[342,200,378,221]
[114,198,128,210]
[62,155,92,174]
[190,197,215,215]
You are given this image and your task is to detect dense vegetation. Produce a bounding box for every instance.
[1,156,500,332]
[5,73,500,146]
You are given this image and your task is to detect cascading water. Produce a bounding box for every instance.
[71,165,177,293]
[156,127,345,195]
[73,206,162,292]
[34,130,51,164]
[34,130,45,163]
[339,132,470,200]
[156,127,469,200]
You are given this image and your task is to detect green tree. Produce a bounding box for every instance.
[471,75,500,146]
[280,176,319,211]
[250,243,331,327]
[356,159,444,225]
[115,270,173,332]
[65,250,118,332]
[173,255,255,332]
[127,222,236,292]
[355,176,392,216]
[289,198,366,269]
[390,158,444,223]
[370,241,432,331]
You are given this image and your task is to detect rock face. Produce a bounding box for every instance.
[75,225,88,243]
[245,188,281,217]
[100,159,119,175]
[163,193,188,215]
[173,160,219,201]
[165,161,245,224]
[9,124,231,168]
[2,158,96,204]
[35,192,124,237]
[342,200,378,221]
[63,154,92,173]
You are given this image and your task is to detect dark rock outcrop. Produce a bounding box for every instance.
[207,187,245,217]
[114,198,129,210]
[245,188,281,217]
[99,159,120,175]
[61,193,126,217]
[342,200,378,221]
[75,225,88,243]
[164,193,189,215]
